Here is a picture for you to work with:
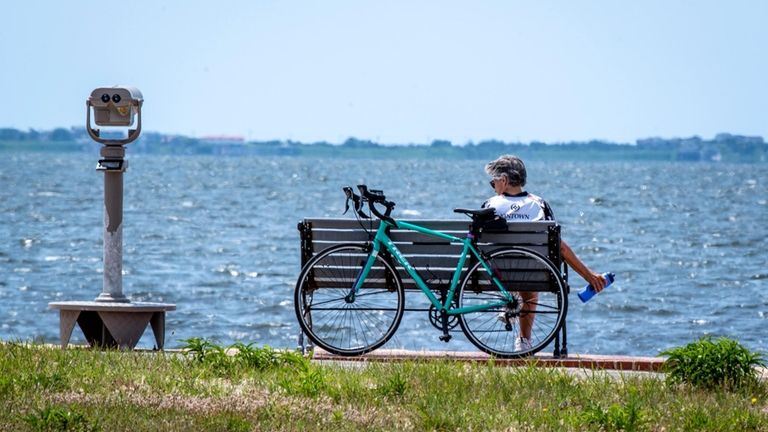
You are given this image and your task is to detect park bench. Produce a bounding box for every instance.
[297,218,572,357]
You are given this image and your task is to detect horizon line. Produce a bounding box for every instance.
[1,125,765,147]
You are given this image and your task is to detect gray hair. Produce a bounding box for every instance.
[484,155,527,187]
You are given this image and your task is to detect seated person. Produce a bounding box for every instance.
[483,154,606,351]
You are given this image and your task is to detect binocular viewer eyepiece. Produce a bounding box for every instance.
[100,93,123,104]
[86,85,143,145]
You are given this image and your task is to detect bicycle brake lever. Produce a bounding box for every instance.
[343,186,370,218]
[353,195,370,219]
[343,187,353,215]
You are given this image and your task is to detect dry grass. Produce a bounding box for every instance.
[1,341,767,431]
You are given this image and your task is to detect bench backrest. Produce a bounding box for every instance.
[298,218,564,291]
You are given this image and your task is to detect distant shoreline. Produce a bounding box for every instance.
[1,128,766,163]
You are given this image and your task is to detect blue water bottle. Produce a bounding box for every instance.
[577,272,615,303]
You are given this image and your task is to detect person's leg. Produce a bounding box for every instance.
[519,291,538,340]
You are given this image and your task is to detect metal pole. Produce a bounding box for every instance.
[95,145,129,303]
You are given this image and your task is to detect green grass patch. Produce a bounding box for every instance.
[23,405,101,432]
[662,336,766,391]
[0,340,766,431]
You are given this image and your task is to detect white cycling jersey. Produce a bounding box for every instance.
[482,191,555,222]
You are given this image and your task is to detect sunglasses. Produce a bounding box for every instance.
[489,177,504,188]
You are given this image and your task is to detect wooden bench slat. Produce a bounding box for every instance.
[306,218,471,231]
[309,245,551,258]
[305,263,554,289]
[309,229,467,243]
[310,236,551,252]
[306,248,552,269]
[310,231,376,242]
[305,242,518,257]
[310,278,558,292]
[308,230,550,246]
[304,218,554,233]
[300,218,562,287]
[304,219,382,229]
[478,233,549,243]
[308,243,464,256]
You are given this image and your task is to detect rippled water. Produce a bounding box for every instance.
[1,153,766,355]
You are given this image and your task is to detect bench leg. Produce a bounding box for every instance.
[150,312,166,350]
[59,310,80,349]
[552,320,569,359]
[560,320,569,358]
[77,311,116,348]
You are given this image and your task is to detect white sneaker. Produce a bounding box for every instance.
[497,311,509,323]
[514,337,533,352]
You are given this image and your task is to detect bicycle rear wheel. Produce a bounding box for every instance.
[294,244,405,356]
[457,247,567,358]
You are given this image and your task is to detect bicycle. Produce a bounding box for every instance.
[294,185,568,358]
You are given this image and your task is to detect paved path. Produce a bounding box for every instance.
[35,343,768,380]
[312,349,665,372]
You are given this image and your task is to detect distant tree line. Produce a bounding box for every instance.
[0,127,765,162]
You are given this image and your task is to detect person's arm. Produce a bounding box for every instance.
[560,239,606,292]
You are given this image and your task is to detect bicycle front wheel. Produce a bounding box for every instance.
[294,244,405,356]
[457,247,567,358]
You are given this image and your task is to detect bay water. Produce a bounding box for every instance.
[1,153,766,355]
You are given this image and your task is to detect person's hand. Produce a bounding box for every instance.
[586,272,606,293]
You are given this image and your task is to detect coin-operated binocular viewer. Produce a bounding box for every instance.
[49,86,175,350]
[88,86,143,140]
[88,86,143,301]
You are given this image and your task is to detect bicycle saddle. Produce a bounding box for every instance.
[453,207,496,218]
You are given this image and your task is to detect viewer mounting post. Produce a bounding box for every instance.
[49,86,175,350]
[87,86,143,302]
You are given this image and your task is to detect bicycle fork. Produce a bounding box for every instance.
[345,247,379,303]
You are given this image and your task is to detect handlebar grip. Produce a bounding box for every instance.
[356,184,395,223]
[357,184,386,201]
[357,184,370,198]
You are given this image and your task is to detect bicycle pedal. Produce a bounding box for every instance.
[438,334,452,342]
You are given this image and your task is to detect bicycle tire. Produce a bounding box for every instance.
[294,243,405,356]
[457,247,567,358]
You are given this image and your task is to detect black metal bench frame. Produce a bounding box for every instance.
[297,218,571,357]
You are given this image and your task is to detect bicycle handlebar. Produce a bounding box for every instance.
[343,186,369,219]
[342,185,396,224]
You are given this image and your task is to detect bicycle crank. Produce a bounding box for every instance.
[428,304,458,331]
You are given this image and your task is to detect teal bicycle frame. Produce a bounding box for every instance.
[351,219,515,315]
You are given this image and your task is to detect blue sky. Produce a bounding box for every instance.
[1,1,766,144]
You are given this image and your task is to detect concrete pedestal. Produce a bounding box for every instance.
[48,301,176,350]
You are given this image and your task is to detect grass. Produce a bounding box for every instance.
[662,336,766,391]
[0,340,766,431]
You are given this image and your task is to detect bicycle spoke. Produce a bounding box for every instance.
[458,248,566,359]
[295,244,404,356]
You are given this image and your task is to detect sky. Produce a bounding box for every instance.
[1,1,766,145]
